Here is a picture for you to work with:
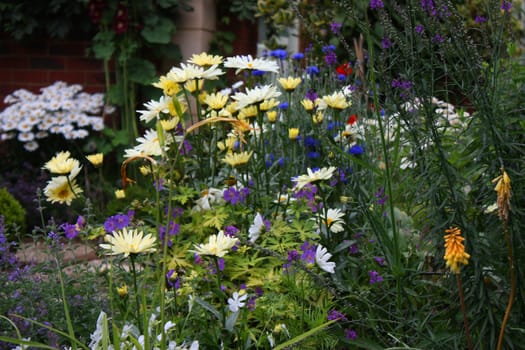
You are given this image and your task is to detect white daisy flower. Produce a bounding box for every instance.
[17,132,35,142]
[315,244,336,273]
[167,63,224,83]
[224,55,279,74]
[23,141,39,151]
[317,208,346,233]
[293,166,337,191]
[137,95,171,123]
[248,212,267,243]
[231,85,281,109]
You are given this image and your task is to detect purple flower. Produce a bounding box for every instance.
[369,270,384,284]
[325,51,337,65]
[247,296,257,311]
[218,257,225,271]
[103,211,133,233]
[330,22,342,34]
[61,223,79,240]
[224,225,240,237]
[475,15,487,23]
[432,33,445,44]
[300,241,316,264]
[349,243,359,255]
[370,0,384,9]
[180,139,193,155]
[345,328,358,340]
[223,187,245,205]
[373,256,386,266]
[327,309,347,321]
[322,45,336,53]
[381,37,392,49]
[375,187,387,205]
[305,89,318,101]
[415,24,424,34]
[501,1,512,12]
[154,178,165,191]
[392,79,413,90]
[159,221,180,247]
[421,0,436,16]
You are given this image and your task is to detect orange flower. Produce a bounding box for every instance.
[444,227,470,274]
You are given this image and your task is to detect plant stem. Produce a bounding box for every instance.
[129,254,142,333]
[497,223,516,350]
[456,273,473,350]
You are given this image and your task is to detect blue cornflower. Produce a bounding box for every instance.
[349,144,364,156]
[251,70,266,76]
[322,44,336,53]
[306,65,320,75]
[278,102,289,109]
[270,49,287,60]
[307,151,320,159]
[292,52,304,60]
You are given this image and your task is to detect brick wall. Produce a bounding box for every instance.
[0,36,106,109]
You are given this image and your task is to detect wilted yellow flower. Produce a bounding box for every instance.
[322,91,350,109]
[444,227,470,274]
[115,189,126,199]
[278,76,302,91]
[312,111,324,124]
[267,111,278,123]
[188,52,224,66]
[43,151,81,175]
[153,75,181,96]
[139,165,151,176]
[225,101,239,115]
[492,169,511,222]
[99,228,157,257]
[288,128,299,140]
[44,176,83,206]
[192,230,239,257]
[217,136,237,152]
[86,153,103,167]
[116,284,128,297]
[222,151,253,167]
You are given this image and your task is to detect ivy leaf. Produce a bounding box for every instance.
[141,15,175,44]
[127,58,157,84]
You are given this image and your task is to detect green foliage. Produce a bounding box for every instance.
[0,188,26,233]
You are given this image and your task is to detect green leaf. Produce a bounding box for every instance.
[127,58,157,84]
[202,208,229,230]
[92,31,115,60]
[273,320,337,350]
[225,311,239,332]
[141,16,175,44]
[172,186,199,205]
[194,296,222,321]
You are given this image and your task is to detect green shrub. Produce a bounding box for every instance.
[0,188,26,234]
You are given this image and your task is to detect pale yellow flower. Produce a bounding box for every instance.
[231,85,282,109]
[204,92,229,110]
[116,284,128,297]
[44,176,83,206]
[99,228,157,257]
[444,227,470,274]
[43,151,81,175]
[259,98,279,111]
[238,105,258,120]
[224,54,279,74]
[188,52,224,66]
[222,150,253,167]
[152,76,181,96]
[322,91,350,109]
[278,76,302,91]
[301,99,315,111]
[115,189,126,199]
[267,111,278,123]
[86,153,103,167]
[192,230,239,257]
[160,117,179,131]
[184,79,202,93]
[288,128,299,140]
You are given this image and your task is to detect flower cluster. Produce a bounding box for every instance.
[0,81,107,151]
[42,151,83,206]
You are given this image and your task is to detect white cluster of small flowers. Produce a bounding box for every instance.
[0,81,108,152]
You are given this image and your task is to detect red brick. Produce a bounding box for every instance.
[3,40,48,55]
[15,70,50,84]
[30,56,66,70]
[0,57,30,69]
[66,57,103,71]
[49,41,89,56]
[49,71,86,84]
[0,69,13,82]
[84,71,106,85]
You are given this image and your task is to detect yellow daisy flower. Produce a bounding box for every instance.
[192,230,239,257]
[188,52,224,66]
[204,92,229,110]
[322,91,350,109]
[278,76,302,91]
[86,153,103,167]
[222,150,253,167]
[44,176,83,206]
[152,75,181,96]
[43,151,81,175]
